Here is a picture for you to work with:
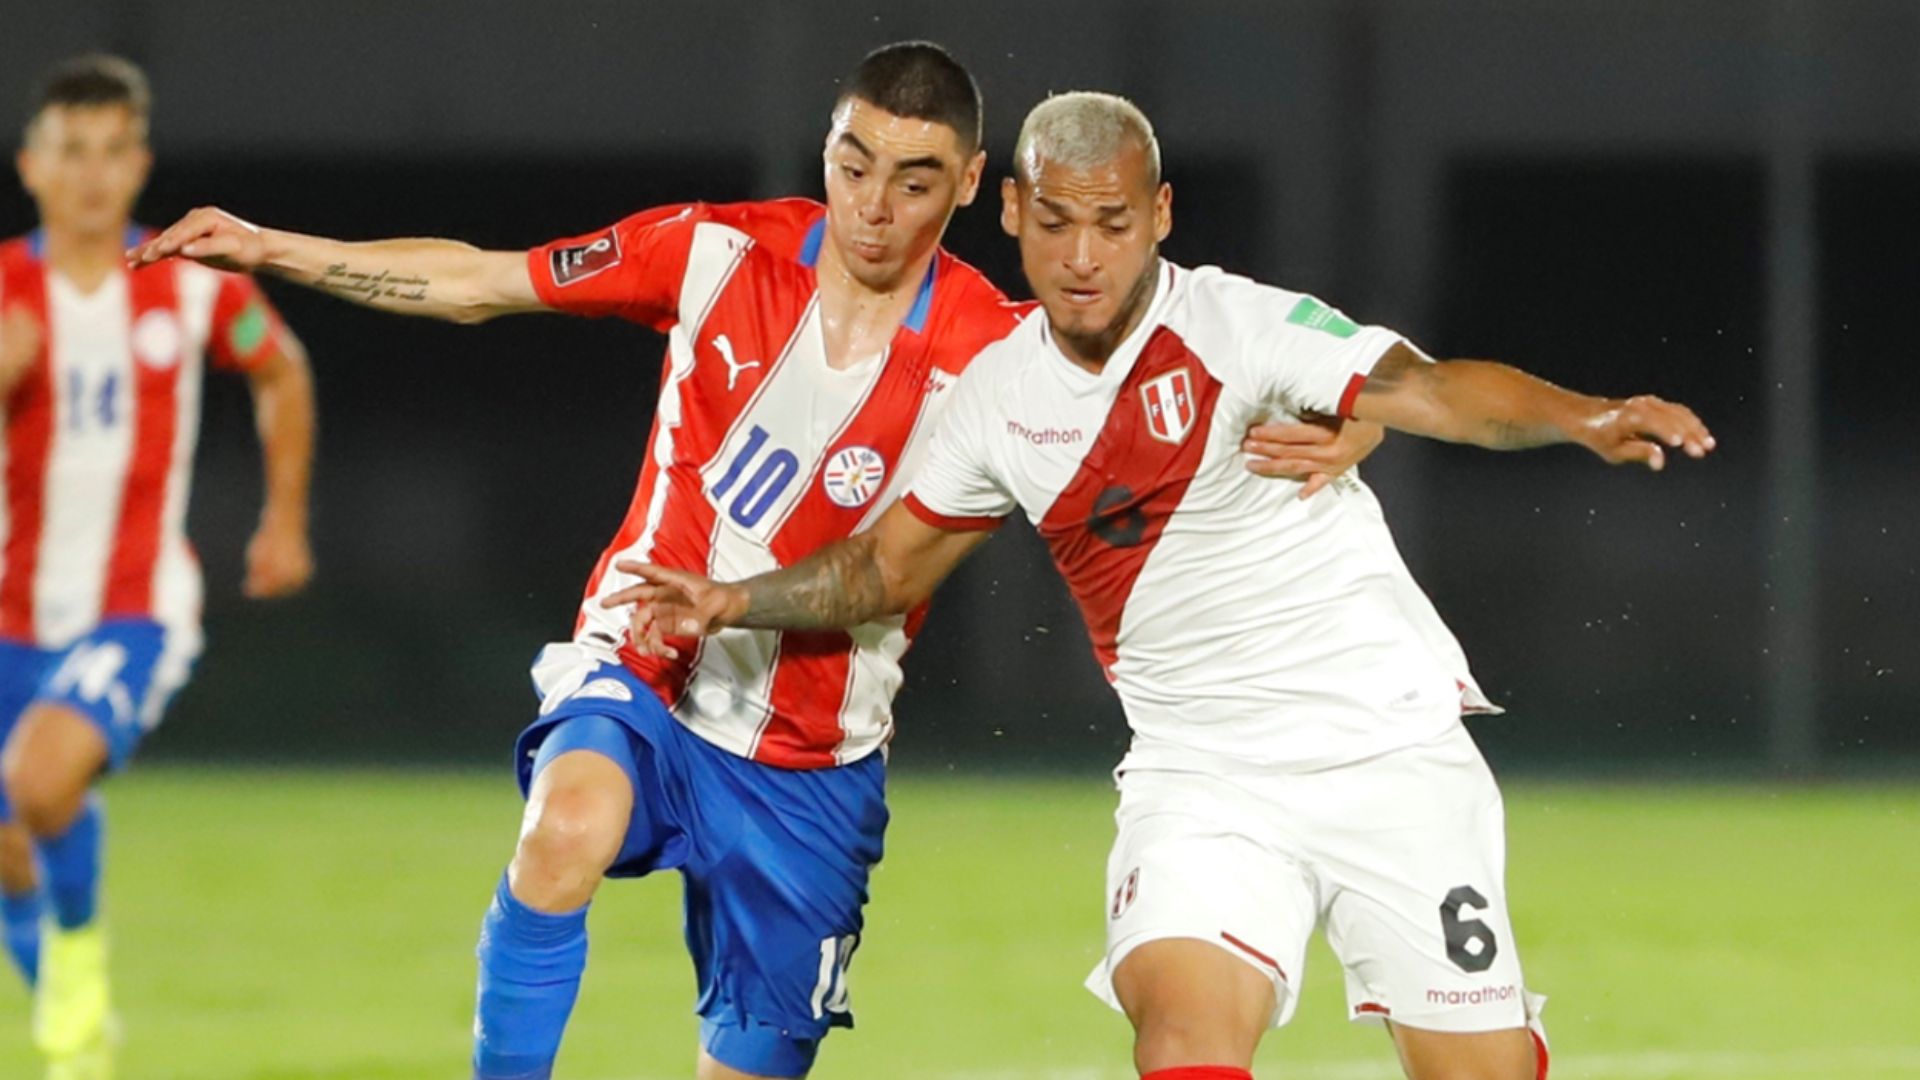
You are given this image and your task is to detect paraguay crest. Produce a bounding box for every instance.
[1140,367,1195,445]
[822,446,887,508]
[132,309,182,370]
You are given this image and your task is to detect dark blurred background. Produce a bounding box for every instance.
[2,0,1913,774]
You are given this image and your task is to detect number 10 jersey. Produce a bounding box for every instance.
[526,200,1021,770]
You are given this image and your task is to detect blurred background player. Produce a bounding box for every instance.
[132,41,1376,1080]
[0,55,316,1080]
[607,92,1717,1080]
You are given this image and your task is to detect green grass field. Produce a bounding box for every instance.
[0,770,1914,1079]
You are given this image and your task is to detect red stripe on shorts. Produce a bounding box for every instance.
[1219,930,1286,982]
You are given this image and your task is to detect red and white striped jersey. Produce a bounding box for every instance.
[527,199,1022,770]
[906,261,1497,775]
[0,230,289,649]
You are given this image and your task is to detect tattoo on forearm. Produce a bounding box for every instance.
[1484,418,1561,449]
[741,538,891,630]
[315,264,431,304]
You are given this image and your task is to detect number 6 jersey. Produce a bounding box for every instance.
[527,200,1022,770]
[905,261,1498,775]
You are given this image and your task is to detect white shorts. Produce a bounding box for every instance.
[1085,722,1546,1034]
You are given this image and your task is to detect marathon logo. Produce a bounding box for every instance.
[550,229,621,286]
[1007,420,1085,446]
[1426,984,1519,1007]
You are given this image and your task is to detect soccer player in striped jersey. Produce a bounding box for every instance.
[610,93,1717,1080]
[0,55,316,1080]
[135,45,1379,1079]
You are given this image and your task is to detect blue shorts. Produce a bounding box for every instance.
[0,619,195,823]
[516,656,887,1078]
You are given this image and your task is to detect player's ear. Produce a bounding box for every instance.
[1153,182,1172,243]
[15,135,37,195]
[1000,176,1021,237]
[130,142,153,194]
[955,149,986,208]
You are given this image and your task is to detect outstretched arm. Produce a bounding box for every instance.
[240,329,317,598]
[1350,343,1715,470]
[129,207,543,324]
[600,499,995,658]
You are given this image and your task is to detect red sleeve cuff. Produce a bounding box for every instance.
[903,492,1005,532]
[526,247,561,309]
[1337,372,1368,420]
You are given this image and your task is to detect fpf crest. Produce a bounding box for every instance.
[1139,368,1195,444]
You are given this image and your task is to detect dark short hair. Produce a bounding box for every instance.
[838,41,982,153]
[30,54,151,128]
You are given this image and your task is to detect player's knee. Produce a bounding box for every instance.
[0,824,35,891]
[1115,940,1270,1071]
[0,750,84,839]
[1132,1011,1256,1073]
[510,783,626,910]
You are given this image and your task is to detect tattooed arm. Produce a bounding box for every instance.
[1349,343,1716,470]
[599,500,995,657]
[129,207,543,324]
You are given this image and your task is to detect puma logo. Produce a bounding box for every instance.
[713,334,761,391]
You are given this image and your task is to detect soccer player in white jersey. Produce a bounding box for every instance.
[0,56,316,1080]
[134,46,1380,1080]
[610,92,1715,1080]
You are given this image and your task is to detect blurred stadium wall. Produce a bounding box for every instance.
[2,0,1914,773]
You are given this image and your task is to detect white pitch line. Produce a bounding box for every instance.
[587,1045,1920,1080]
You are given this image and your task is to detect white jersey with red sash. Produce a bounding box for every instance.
[0,229,289,649]
[526,200,1022,769]
[906,261,1498,775]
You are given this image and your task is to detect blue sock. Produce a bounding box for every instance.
[472,873,589,1080]
[37,796,102,931]
[2,889,39,986]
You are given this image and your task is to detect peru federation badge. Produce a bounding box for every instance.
[1140,367,1195,444]
[822,446,887,508]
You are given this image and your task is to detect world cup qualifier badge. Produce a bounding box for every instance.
[822,446,887,508]
[550,229,622,286]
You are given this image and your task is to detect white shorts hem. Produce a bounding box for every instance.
[1345,989,1548,1035]
[1084,930,1295,1027]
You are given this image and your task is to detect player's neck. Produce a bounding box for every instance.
[813,240,936,372]
[39,222,130,292]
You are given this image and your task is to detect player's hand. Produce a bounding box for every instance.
[128,207,270,273]
[1577,395,1716,471]
[1241,415,1385,498]
[600,560,749,660]
[243,517,314,599]
[0,303,44,401]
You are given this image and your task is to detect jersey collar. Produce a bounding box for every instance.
[798,215,938,335]
[28,224,147,261]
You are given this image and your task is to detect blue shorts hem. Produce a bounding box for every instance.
[700,1015,822,1078]
[513,669,677,799]
[0,620,182,778]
